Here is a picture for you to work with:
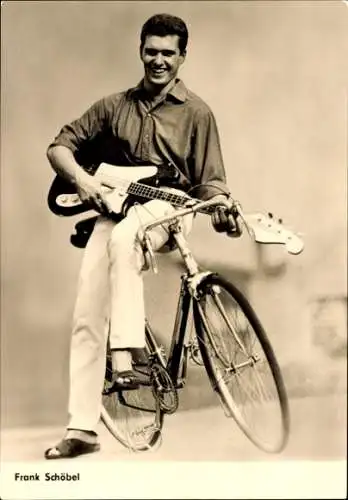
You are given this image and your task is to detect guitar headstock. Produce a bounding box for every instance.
[244,212,304,255]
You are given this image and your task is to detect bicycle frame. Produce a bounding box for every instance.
[146,269,203,390]
[143,214,216,390]
[165,276,193,388]
[139,194,283,390]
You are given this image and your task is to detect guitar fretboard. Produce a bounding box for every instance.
[101,174,214,213]
[128,182,190,207]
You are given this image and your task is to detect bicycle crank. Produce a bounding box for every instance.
[190,342,204,366]
[151,363,179,414]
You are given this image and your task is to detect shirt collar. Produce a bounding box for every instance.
[168,79,187,103]
[129,78,187,103]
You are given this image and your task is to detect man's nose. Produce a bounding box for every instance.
[153,53,164,65]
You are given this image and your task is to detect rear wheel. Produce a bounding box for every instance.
[193,274,290,453]
[101,328,163,452]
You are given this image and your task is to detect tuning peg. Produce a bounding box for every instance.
[278,218,283,224]
[268,212,273,218]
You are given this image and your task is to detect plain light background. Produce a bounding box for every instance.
[1,1,347,428]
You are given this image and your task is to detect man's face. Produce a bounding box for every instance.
[140,35,186,88]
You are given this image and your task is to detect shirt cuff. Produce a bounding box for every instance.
[194,181,231,201]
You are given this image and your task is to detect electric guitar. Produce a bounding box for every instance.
[47,163,304,255]
[48,162,187,218]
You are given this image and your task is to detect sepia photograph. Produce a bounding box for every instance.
[1,1,347,498]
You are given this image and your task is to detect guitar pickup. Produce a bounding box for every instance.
[57,193,81,208]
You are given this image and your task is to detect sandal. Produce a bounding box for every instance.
[44,438,100,459]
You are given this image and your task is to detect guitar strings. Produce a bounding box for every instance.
[98,172,215,214]
[100,173,193,207]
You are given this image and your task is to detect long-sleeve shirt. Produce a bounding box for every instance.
[48,79,230,200]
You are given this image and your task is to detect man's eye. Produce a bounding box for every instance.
[145,49,175,57]
[145,49,157,56]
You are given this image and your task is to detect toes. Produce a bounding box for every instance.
[45,446,61,459]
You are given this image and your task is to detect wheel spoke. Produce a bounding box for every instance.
[195,276,289,453]
[212,289,249,357]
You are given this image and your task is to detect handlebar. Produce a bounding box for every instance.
[139,196,243,236]
[138,196,240,275]
[137,195,304,274]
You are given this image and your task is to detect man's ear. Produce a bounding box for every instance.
[179,50,186,66]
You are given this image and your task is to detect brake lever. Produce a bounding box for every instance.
[143,233,158,274]
[232,201,254,238]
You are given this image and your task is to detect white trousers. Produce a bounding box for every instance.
[67,199,192,431]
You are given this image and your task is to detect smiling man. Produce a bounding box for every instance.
[142,30,185,92]
[45,13,241,459]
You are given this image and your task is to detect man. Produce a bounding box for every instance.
[45,13,241,459]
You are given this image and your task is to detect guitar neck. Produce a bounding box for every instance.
[127,182,188,206]
[99,171,215,214]
[126,182,215,214]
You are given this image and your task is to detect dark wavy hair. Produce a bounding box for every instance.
[140,14,189,54]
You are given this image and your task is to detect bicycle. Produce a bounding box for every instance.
[100,196,304,454]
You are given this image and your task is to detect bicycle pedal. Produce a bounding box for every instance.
[103,382,140,395]
[138,378,152,387]
[133,361,149,368]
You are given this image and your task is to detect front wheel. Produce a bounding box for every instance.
[193,274,290,453]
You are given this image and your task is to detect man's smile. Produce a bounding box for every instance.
[149,68,167,75]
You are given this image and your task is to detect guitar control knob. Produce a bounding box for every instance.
[278,218,283,224]
[268,212,273,218]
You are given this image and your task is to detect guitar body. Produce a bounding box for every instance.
[47,163,178,217]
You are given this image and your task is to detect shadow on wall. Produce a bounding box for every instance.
[145,239,347,414]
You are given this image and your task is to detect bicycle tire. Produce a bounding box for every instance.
[101,327,164,452]
[193,273,290,453]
